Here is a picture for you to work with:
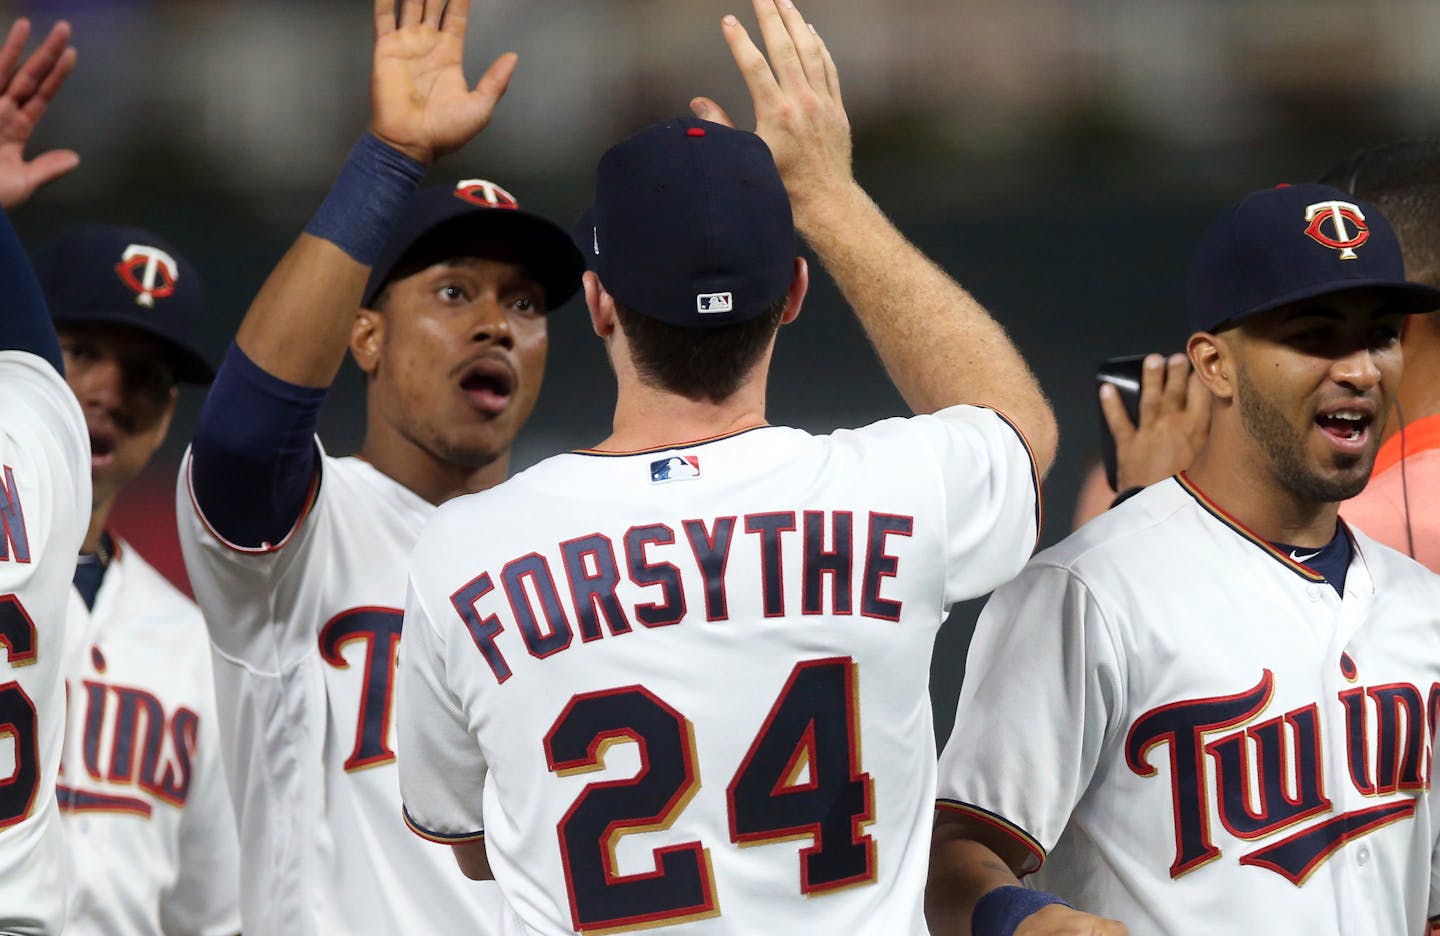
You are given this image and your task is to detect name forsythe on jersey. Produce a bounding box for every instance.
[449,509,915,685]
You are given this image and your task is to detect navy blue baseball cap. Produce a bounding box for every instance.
[32,224,214,384]
[579,117,795,329]
[362,179,584,312]
[1188,182,1440,334]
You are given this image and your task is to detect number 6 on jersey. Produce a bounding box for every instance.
[544,657,875,933]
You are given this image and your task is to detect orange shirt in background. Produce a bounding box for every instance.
[1341,413,1440,573]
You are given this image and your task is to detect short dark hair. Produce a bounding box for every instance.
[614,296,787,403]
[1320,141,1440,287]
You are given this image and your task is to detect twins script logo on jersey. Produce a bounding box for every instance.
[114,245,179,309]
[1303,200,1369,260]
[1127,653,1435,885]
[453,179,519,210]
[650,455,701,484]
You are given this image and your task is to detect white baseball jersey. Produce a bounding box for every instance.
[398,405,1039,935]
[938,474,1440,936]
[0,350,90,935]
[58,538,240,936]
[175,442,506,935]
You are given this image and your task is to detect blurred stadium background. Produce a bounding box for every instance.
[13,0,1440,735]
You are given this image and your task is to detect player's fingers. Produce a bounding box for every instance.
[0,19,31,90]
[1137,353,1165,426]
[751,0,809,92]
[721,14,782,113]
[1161,352,1189,412]
[772,0,827,93]
[20,46,74,125]
[23,148,79,191]
[398,0,425,30]
[421,0,443,29]
[374,0,397,38]
[1099,383,1136,443]
[8,20,69,105]
[815,28,843,103]
[440,0,471,39]
[690,96,736,128]
[471,51,518,108]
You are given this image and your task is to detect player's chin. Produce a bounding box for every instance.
[433,425,517,470]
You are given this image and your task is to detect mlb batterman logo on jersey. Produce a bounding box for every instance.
[649,454,700,483]
[114,244,179,308]
[1303,200,1369,260]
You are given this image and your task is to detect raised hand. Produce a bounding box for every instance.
[370,0,517,165]
[1016,904,1129,936]
[690,0,853,217]
[1101,353,1211,491]
[0,18,78,210]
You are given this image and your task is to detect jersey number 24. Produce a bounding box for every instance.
[544,656,875,933]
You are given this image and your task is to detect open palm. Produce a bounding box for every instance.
[0,18,78,210]
[370,0,517,165]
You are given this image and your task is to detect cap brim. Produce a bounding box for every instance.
[51,308,214,384]
[364,205,585,312]
[1200,278,1440,333]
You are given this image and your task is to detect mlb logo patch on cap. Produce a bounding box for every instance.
[650,455,701,484]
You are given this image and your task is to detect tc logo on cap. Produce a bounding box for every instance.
[1304,200,1369,260]
[453,179,519,210]
[697,292,733,314]
[114,244,179,308]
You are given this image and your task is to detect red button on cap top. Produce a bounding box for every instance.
[686,128,706,137]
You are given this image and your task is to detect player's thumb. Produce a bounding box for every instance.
[690,96,735,128]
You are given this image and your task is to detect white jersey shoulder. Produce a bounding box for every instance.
[60,542,240,936]
[938,476,1440,936]
[0,350,90,936]
[398,407,1038,936]
[175,446,504,936]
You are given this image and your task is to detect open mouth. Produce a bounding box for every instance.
[458,358,516,415]
[1314,407,1372,450]
[89,428,117,467]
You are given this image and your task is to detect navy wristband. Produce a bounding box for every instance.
[972,886,1069,936]
[304,132,426,266]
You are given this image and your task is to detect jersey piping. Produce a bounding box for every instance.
[402,806,485,844]
[1174,472,1328,584]
[935,799,1046,877]
[571,424,772,457]
[183,450,322,555]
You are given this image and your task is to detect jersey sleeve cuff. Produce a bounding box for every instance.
[182,446,322,555]
[936,799,1046,877]
[977,406,1044,552]
[403,805,485,845]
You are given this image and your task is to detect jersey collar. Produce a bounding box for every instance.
[1174,472,1331,584]
[1370,412,1440,478]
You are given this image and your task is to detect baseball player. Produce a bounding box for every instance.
[32,225,240,936]
[173,1,583,932]
[396,2,1056,932]
[0,18,90,936]
[928,184,1440,936]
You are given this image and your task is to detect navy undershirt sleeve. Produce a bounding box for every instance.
[0,206,63,373]
[189,343,329,548]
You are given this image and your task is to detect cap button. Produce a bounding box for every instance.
[686,128,706,137]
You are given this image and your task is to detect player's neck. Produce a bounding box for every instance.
[358,430,510,506]
[81,493,116,556]
[1184,444,1340,548]
[595,381,768,453]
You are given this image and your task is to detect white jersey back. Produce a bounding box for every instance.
[398,406,1038,935]
[0,350,90,935]
[938,476,1440,936]
[175,445,505,935]
[59,540,239,936]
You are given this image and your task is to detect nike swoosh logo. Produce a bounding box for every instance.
[1290,549,1321,563]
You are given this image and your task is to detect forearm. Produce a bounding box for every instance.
[0,204,61,372]
[926,835,1024,936]
[235,133,425,388]
[797,183,1058,475]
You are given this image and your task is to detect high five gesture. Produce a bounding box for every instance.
[0,18,78,209]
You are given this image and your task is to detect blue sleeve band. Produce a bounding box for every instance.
[189,343,329,548]
[972,886,1070,936]
[0,206,62,373]
[304,132,427,266]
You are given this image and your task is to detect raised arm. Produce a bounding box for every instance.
[187,0,516,547]
[0,17,79,211]
[692,0,1057,475]
[0,204,60,372]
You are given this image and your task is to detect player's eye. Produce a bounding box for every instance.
[436,283,470,303]
[508,291,545,316]
[1369,325,1401,349]
[62,341,99,362]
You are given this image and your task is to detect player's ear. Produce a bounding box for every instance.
[780,257,807,326]
[351,306,384,377]
[1188,330,1235,402]
[584,272,617,339]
